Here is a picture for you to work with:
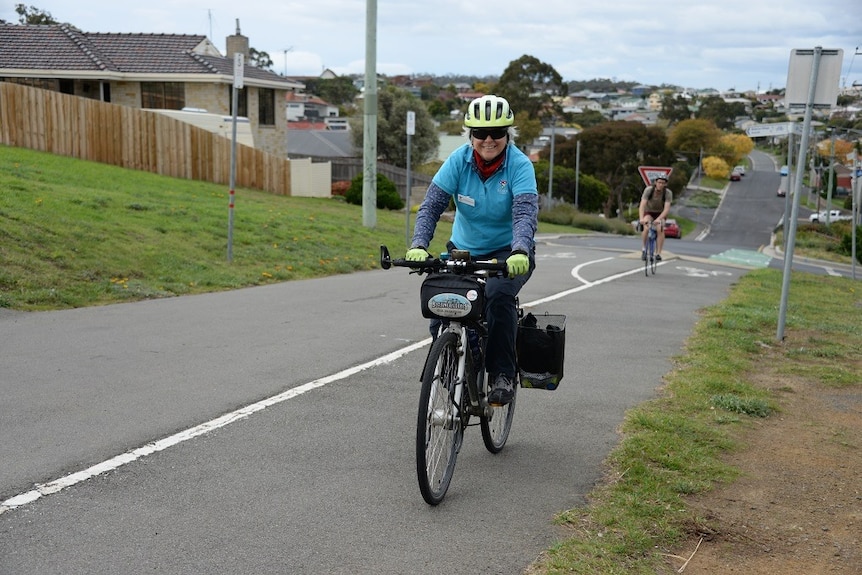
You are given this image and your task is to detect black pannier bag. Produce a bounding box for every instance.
[517,312,566,390]
[420,273,485,321]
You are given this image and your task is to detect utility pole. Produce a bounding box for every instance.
[547,116,556,209]
[574,138,580,209]
[362,0,377,228]
[825,129,836,224]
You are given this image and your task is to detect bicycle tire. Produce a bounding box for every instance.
[479,369,517,453]
[644,237,651,277]
[416,331,463,505]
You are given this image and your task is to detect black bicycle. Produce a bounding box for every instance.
[380,245,518,505]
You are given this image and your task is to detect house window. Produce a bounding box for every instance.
[141,82,185,109]
[259,88,275,126]
[228,86,248,118]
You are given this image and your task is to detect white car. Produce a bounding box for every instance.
[809,209,851,223]
[733,165,745,176]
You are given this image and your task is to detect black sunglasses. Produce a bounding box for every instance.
[471,127,508,140]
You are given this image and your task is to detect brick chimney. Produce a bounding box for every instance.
[225,19,249,61]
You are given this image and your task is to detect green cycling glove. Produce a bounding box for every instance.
[405,247,430,261]
[506,252,529,276]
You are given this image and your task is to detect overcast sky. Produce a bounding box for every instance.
[4,1,860,93]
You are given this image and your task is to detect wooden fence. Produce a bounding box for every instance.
[0,82,293,195]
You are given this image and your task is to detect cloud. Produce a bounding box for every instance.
[5,0,859,92]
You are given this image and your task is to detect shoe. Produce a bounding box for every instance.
[641,250,646,261]
[655,254,662,262]
[488,374,515,406]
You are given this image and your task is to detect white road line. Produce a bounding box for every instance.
[1,256,649,516]
[1,339,430,516]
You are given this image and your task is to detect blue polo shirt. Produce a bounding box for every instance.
[432,143,537,255]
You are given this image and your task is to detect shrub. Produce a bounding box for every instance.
[331,180,350,196]
[839,226,862,264]
[344,173,404,210]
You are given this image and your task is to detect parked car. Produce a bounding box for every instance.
[730,171,741,181]
[780,165,789,176]
[777,188,786,197]
[664,219,681,239]
[733,165,746,176]
[809,209,851,223]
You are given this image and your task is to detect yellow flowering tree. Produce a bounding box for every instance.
[702,156,731,179]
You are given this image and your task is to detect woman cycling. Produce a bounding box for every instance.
[405,94,538,406]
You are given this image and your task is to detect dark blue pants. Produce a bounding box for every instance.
[430,247,534,378]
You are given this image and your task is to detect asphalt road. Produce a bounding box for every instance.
[0,156,855,574]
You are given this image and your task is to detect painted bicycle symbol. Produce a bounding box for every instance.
[676,266,733,278]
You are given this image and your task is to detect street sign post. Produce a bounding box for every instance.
[637,166,673,187]
[405,111,415,247]
[777,47,843,341]
[745,122,804,138]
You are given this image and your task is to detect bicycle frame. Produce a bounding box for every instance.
[380,245,517,504]
[643,220,660,276]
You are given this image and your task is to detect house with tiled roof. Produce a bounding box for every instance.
[0,21,304,156]
[285,92,339,122]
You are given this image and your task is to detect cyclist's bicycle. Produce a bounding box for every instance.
[379,245,518,505]
[640,219,661,276]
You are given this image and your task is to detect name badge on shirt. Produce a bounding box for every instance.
[457,194,475,207]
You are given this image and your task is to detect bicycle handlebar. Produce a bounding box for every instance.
[379,245,509,277]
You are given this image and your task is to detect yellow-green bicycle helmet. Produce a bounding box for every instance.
[464,94,514,128]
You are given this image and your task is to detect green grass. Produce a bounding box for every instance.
[0,145,621,311]
[773,221,861,265]
[2,145,452,311]
[529,268,862,574]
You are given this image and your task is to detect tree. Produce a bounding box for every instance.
[564,110,606,129]
[816,138,855,166]
[696,95,747,130]
[534,161,608,212]
[667,119,723,164]
[13,4,59,24]
[348,86,439,168]
[247,48,274,70]
[718,133,755,166]
[702,156,731,179]
[495,55,566,121]
[307,77,359,106]
[658,94,691,125]
[555,122,674,217]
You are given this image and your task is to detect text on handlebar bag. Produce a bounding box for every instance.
[420,274,484,321]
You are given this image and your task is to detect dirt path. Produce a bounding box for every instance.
[664,339,862,574]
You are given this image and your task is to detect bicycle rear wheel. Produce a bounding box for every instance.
[416,331,463,505]
[480,370,517,453]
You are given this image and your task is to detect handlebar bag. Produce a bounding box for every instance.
[420,273,484,321]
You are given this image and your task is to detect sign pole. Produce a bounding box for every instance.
[405,110,415,248]
[777,48,821,341]
[227,52,244,262]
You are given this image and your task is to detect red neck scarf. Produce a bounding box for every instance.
[473,149,506,181]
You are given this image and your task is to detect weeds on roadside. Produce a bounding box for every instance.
[529,269,862,574]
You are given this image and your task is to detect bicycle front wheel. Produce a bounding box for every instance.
[416,331,463,505]
[480,371,517,453]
